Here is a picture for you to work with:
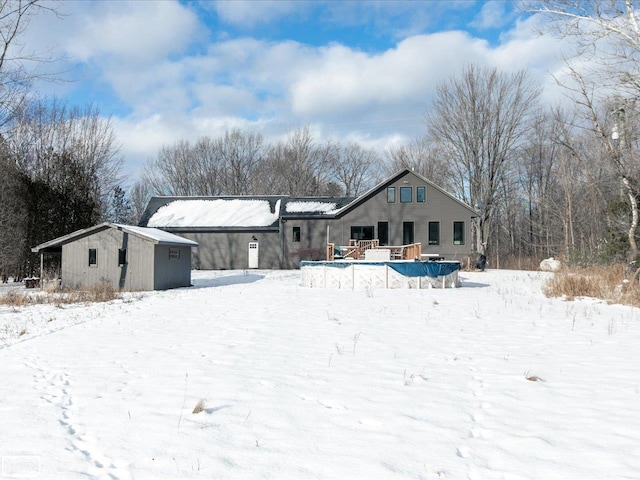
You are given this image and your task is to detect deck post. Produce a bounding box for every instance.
[39,251,44,290]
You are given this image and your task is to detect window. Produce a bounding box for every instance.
[351,226,374,241]
[403,222,414,245]
[169,248,181,259]
[428,222,440,245]
[377,222,389,246]
[88,248,97,266]
[400,186,412,203]
[453,221,465,245]
[417,186,426,203]
[387,186,396,203]
[118,248,127,266]
[292,226,301,242]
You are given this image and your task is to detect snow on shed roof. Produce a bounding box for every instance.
[115,225,198,246]
[147,199,281,228]
[31,223,198,253]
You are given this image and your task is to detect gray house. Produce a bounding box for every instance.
[139,169,478,270]
[32,223,198,291]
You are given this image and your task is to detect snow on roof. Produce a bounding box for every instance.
[116,224,198,246]
[285,201,338,214]
[147,199,281,228]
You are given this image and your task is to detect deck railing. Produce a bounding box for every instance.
[326,240,420,261]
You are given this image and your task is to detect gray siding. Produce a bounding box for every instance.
[61,228,155,290]
[153,245,192,290]
[339,174,475,258]
[282,172,476,266]
[175,231,281,270]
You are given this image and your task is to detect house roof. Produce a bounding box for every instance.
[329,169,479,218]
[31,222,198,253]
[137,169,477,230]
[139,195,355,230]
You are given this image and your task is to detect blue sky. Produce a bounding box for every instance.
[24,1,568,180]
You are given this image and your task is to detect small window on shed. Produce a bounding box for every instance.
[88,248,97,267]
[169,248,181,259]
[292,226,301,242]
[417,186,426,203]
[118,248,127,266]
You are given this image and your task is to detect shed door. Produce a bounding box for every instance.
[248,242,259,268]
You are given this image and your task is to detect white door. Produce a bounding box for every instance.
[248,242,259,268]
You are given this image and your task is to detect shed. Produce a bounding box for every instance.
[31,223,198,291]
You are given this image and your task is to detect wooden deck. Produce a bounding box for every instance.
[326,240,422,261]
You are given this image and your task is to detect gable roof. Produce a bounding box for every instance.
[31,222,198,253]
[282,169,479,219]
[334,169,478,217]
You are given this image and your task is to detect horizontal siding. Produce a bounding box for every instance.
[174,231,281,270]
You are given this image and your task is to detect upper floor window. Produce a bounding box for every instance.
[118,248,127,266]
[417,186,426,203]
[387,187,396,203]
[292,226,301,242]
[400,186,412,203]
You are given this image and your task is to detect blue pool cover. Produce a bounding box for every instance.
[299,261,461,278]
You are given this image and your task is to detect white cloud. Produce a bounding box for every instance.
[58,1,203,65]
[289,32,492,117]
[470,1,510,30]
[212,0,304,27]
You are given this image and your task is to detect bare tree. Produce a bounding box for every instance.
[9,98,122,206]
[426,65,541,257]
[263,126,336,196]
[531,0,640,261]
[0,0,58,130]
[331,143,379,196]
[384,136,453,189]
[129,179,151,224]
[217,129,265,195]
[144,139,200,196]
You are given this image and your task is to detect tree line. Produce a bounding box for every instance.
[1,0,639,278]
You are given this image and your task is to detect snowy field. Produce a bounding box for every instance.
[1,269,640,479]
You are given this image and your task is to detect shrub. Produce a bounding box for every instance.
[543,264,640,307]
[0,281,121,308]
[0,290,31,307]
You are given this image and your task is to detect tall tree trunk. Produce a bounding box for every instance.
[622,176,639,259]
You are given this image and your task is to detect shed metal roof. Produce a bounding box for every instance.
[31,222,198,253]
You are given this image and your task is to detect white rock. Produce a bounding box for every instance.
[540,257,562,272]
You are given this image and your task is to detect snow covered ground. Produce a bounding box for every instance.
[1,269,640,479]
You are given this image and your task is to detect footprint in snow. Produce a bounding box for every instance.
[456,446,470,458]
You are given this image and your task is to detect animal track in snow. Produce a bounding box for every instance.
[24,357,131,479]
